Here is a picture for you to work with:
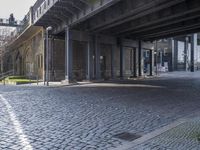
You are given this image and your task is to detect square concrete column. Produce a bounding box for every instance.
[119,40,124,79]
[135,47,139,76]
[138,40,144,76]
[190,34,197,72]
[133,49,137,77]
[94,35,101,80]
[111,45,114,79]
[86,36,93,80]
[184,37,189,71]
[64,27,73,83]
[42,30,46,82]
[171,39,178,71]
[149,50,153,76]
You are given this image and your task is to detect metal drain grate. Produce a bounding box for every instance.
[113,132,142,141]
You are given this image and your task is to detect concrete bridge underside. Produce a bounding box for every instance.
[34,0,200,40]
[32,0,200,83]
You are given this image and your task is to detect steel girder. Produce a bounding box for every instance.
[75,0,200,40]
[33,0,120,34]
[33,0,89,27]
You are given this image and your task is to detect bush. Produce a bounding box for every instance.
[5,76,27,80]
[2,76,37,85]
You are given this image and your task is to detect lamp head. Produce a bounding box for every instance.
[46,26,52,31]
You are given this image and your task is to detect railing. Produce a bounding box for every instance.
[0,18,21,27]
[0,69,14,85]
[33,0,58,23]
[32,0,104,24]
[32,0,118,27]
[3,9,33,46]
[17,10,32,35]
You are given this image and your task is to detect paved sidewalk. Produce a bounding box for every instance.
[114,110,200,150]
[128,117,200,150]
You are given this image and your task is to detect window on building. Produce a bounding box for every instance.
[198,39,200,45]
[36,54,43,69]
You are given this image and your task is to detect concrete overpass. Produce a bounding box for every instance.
[30,0,200,83]
[32,0,200,40]
[12,0,200,83]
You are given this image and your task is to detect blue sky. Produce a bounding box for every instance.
[0,0,36,20]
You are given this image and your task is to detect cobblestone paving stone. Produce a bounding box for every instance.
[0,72,200,150]
[130,118,200,150]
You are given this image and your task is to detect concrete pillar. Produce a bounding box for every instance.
[111,45,114,79]
[171,39,174,71]
[184,37,189,71]
[152,49,155,75]
[138,40,143,76]
[190,34,197,72]
[194,34,198,70]
[90,36,95,80]
[119,39,124,79]
[172,39,178,71]
[133,49,137,77]
[149,50,153,76]
[94,35,101,80]
[64,27,73,83]
[46,33,53,84]
[43,30,46,82]
[86,36,92,80]
[191,36,195,72]
[160,51,163,66]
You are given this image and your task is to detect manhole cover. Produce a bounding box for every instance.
[114,132,142,141]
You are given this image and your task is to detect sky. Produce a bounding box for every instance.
[0,0,36,20]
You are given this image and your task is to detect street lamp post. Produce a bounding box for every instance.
[46,26,52,86]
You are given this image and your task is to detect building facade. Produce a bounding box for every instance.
[155,35,200,73]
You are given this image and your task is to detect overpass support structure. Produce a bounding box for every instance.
[3,0,200,82]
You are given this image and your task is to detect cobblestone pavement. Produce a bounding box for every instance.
[0,71,200,150]
[129,117,200,150]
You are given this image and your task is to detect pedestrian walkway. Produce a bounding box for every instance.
[127,117,200,150]
[114,110,200,150]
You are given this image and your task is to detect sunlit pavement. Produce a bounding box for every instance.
[0,71,200,150]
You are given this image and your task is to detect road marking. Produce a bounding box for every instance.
[0,94,33,150]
